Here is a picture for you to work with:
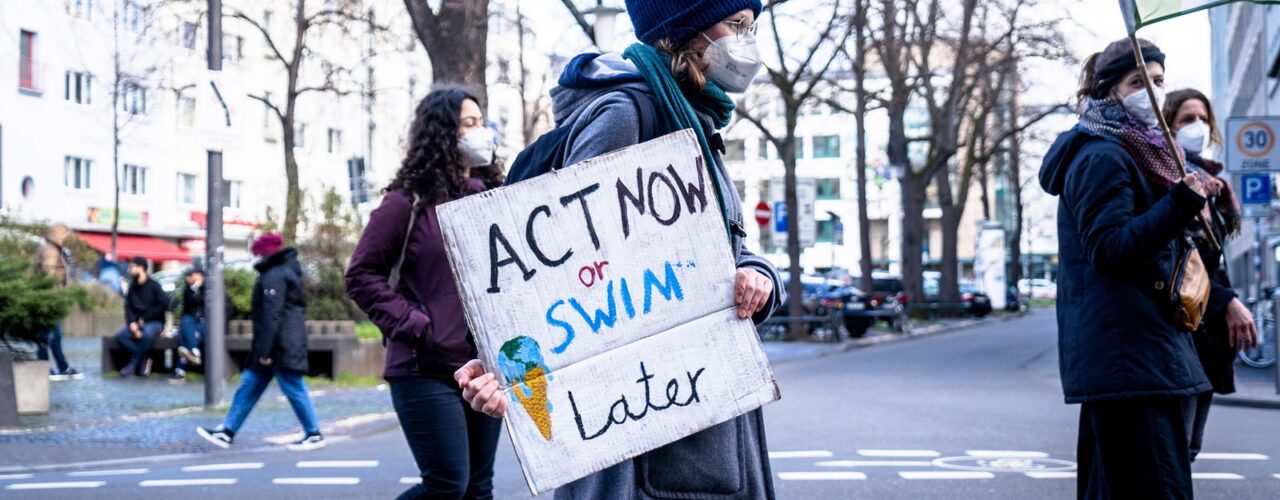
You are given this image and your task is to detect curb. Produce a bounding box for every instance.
[1213,394,1280,410]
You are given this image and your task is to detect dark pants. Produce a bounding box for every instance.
[389,376,503,500]
[1077,396,1194,499]
[1187,392,1213,462]
[36,323,70,372]
[114,321,165,373]
[177,314,205,370]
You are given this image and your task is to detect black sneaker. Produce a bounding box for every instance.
[197,426,234,449]
[170,369,186,382]
[178,347,203,366]
[287,433,326,451]
[49,367,84,381]
[119,363,137,378]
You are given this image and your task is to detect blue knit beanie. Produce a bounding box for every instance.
[625,0,763,46]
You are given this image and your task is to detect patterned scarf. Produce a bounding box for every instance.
[1078,97,1185,187]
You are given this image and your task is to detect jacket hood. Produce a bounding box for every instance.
[255,247,300,274]
[551,52,649,126]
[1039,125,1114,196]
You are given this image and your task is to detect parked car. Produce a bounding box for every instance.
[851,273,908,330]
[779,275,875,337]
[922,279,993,318]
[1018,278,1058,299]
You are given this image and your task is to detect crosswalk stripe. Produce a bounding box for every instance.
[182,463,265,472]
[273,477,361,485]
[778,472,868,480]
[768,451,833,459]
[1272,474,1280,479]
[140,479,238,487]
[1196,453,1268,460]
[401,477,423,485]
[1026,471,1077,479]
[817,460,934,467]
[295,460,379,468]
[68,468,148,477]
[0,474,33,480]
[1191,473,1245,480]
[858,449,941,458]
[964,450,1048,458]
[5,481,106,490]
[899,471,995,480]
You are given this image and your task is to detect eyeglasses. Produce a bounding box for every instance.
[720,18,758,39]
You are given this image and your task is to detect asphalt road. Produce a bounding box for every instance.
[6,309,1280,499]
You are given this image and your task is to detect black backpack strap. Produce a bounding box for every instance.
[616,86,663,142]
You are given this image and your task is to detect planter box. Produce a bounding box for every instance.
[13,360,49,415]
[64,307,125,337]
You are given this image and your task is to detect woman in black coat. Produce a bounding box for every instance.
[196,233,325,451]
[1164,88,1259,461]
[1039,38,1212,497]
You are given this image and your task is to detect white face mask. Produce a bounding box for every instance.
[1121,87,1165,129]
[702,32,764,93]
[458,127,497,168]
[1176,120,1210,154]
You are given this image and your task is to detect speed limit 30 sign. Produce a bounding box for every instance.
[1227,117,1280,172]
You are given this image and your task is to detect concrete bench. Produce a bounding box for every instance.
[101,320,363,379]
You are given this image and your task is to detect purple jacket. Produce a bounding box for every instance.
[345,182,486,379]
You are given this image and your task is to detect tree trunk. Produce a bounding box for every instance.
[887,98,924,305]
[1006,58,1025,288]
[281,122,301,244]
[782,112,807,339]
[404,0,490,107]
[853,0,874,294]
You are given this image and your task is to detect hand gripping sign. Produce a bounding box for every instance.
[438,130,780,495]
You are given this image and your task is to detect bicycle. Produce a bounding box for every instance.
[1241,289,1278,369]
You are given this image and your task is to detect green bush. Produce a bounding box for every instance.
[225,269,255,320]
[355,321,382,341]
[298,187,365,322]
[0,259,74,358]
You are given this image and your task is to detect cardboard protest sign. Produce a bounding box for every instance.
[438,130,780,495]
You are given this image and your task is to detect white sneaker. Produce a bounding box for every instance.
[287,433,326,451]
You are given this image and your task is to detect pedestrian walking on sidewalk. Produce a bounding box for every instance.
[1040,38,1212,498]
[1163,88,1258,462]
[36,223,82,380]
[345,86,506,500]
[457,1,784,498]
[197,233,324,451]
[113,257,167,378]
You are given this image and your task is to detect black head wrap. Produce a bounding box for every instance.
[1093,44,1166,98]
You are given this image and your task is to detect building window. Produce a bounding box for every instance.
[817,219,836,243]
[223,35,244,62]
[293,122,306,149]
[19,30,37,92]
[757,137,771,160]
[177,95,196,127]
[813,135,841,159]
[176,173,197,204]
[121,81,146,115]
[120,164,147,195]
[180,22,197,50]
[262,10,273,30]
[408,76,417,100]
[793,138,805,159]
[723,139,746,162]
[64,70,93,104]
[64,156,92,191]
[68,0,93,20]
[327,128,343,154]
[263,91,277,141]
[734,180,747,201]
[223,180,242,208]
[123,1,144,33]
[817,178,841,200]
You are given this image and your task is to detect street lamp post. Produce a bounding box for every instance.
[203,0,227,408]
[587,5,625,52]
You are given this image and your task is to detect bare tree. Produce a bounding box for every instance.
[514,1,553,145]
[850,0,874,294]
[736,0,855,338]
[403,0,489,105]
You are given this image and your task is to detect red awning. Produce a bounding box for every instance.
[77,232,193,263]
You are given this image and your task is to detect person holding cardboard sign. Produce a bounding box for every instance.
[458,1,785,498]
[345,87,508,500]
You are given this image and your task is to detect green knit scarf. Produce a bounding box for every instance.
[623,43,735,242]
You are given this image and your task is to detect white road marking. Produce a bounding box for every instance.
[1196,453,1269,461]
[140,478,238,487]
[295,460,379,468]
[1026,471,1077,479]
[5,481,106,490]
[817,460,934,467]
[964,450,1048,458]
[1192,473,1245,480]
[778,472,868,480]
[182,463,265,472]
[768,451,833,459]
[899,471,995,480]
[273,477,361,485]
[401,477,423,485]
[1273,474,1280,479]
[0,474,33,480]
[858,449,941,458]
[68,468,149,476]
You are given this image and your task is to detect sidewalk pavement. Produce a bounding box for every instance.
[0,337,399,473]
[1216,363,1280,410]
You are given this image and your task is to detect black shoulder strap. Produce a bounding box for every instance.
[617,86,662,142]
[388,193,422,291]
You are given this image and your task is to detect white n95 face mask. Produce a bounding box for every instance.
[1176,120,1210,154]
[1121,87,1166,129]
[458,127,497,167]
[702,32,764,94]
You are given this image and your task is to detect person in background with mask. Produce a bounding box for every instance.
[345,86,506,500]
[1039,38,1212,497]
[456,1,784,498]
[113,257,168,378]
[1164,88,1258,462]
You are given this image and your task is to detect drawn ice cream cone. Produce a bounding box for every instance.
[515,367,552,440]
[498,336,554,441]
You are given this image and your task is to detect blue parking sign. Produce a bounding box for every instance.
[1241,173,1272,205]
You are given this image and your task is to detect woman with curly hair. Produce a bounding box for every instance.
[345,85,505,500]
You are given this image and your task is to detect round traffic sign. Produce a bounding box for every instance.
[1237,121,1276,160]
[754,201,771,226]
